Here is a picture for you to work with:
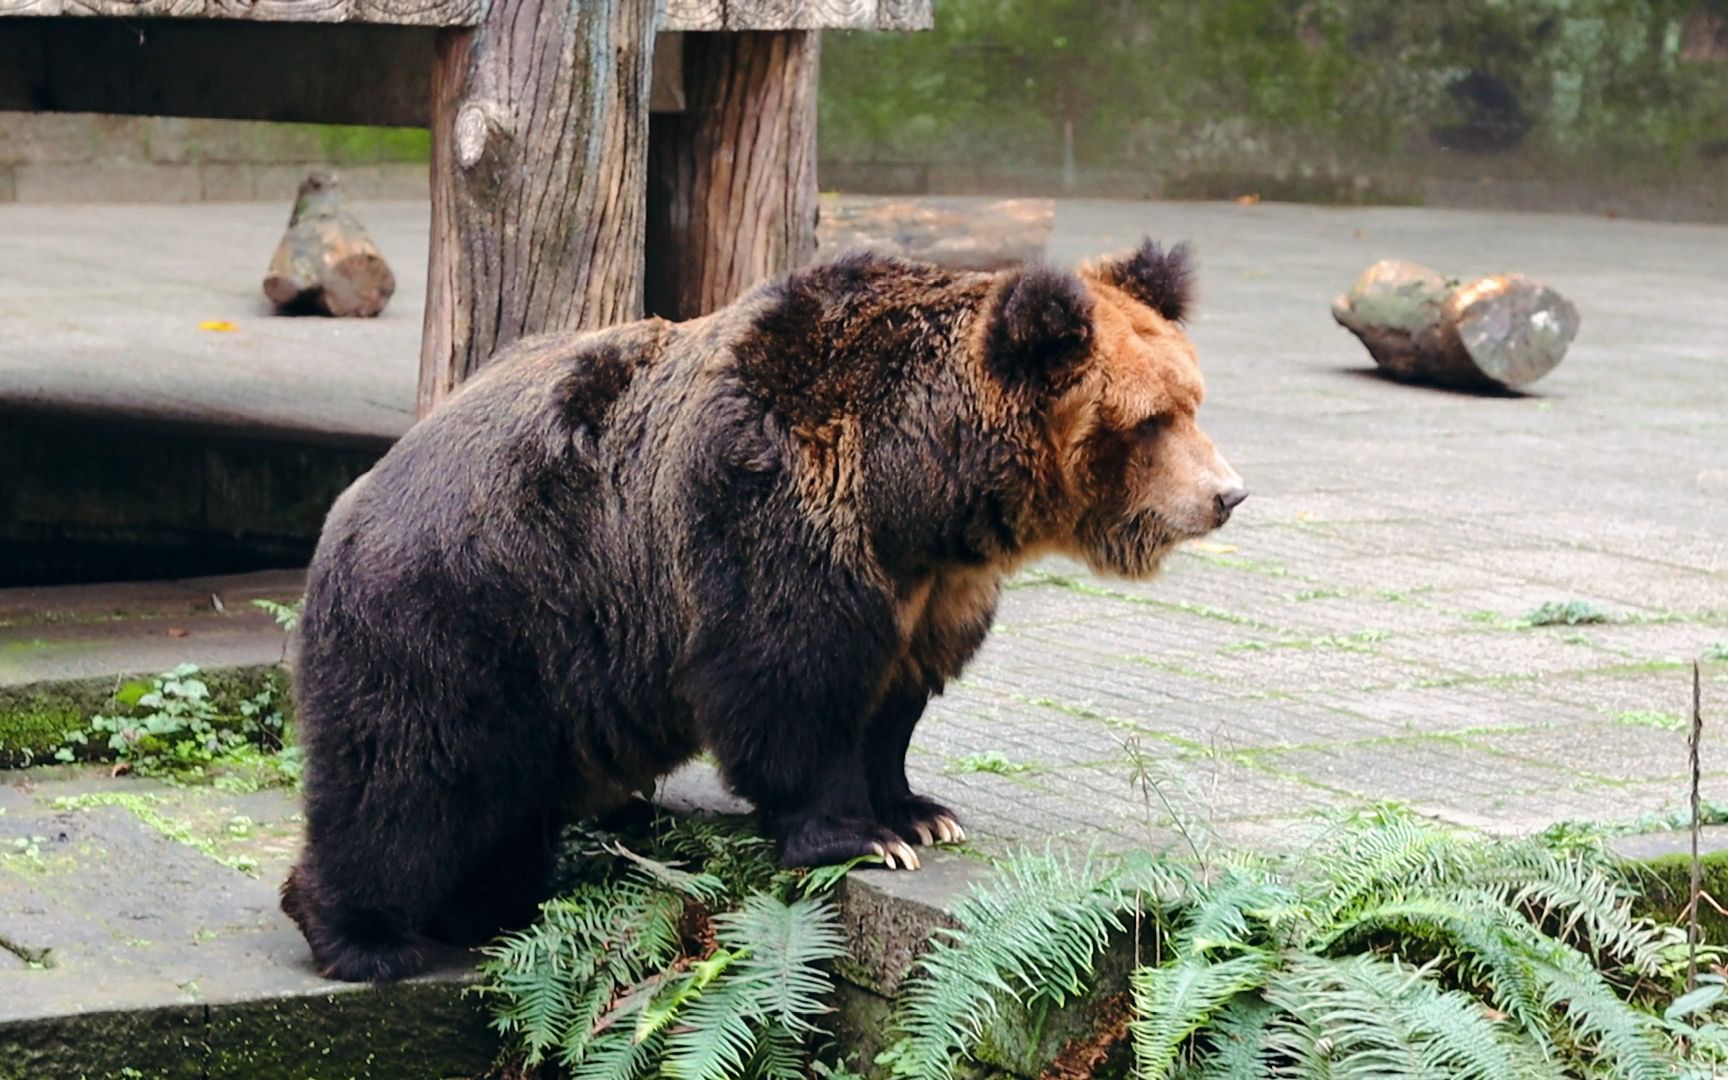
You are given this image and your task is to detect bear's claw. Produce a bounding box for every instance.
[880,795,965,849]
[871,839,921,870]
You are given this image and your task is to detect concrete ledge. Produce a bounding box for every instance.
[0,570,301,764]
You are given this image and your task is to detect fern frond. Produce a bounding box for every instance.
[1130,950,1274,1077]
[886,848,1134,1080]
[1174,870,1296,958]
[717,894,849,1035]
[570,1028,663,1080]
[655,817,782,897]
[661,975,761,1080]
[1306,810,1469,928]
[476,881,686,1067]
[1180,996,1277,1079]
[749,1022,807,1080]
[1305,953,1545,1079]
[1262,954,1430,1078]
[1465,840,1666,975]
[1524,939,1674,1080]
[1312,891,1555,1054]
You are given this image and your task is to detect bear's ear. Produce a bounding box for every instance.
[983,264,1094,386]
[1093,239,1194,323]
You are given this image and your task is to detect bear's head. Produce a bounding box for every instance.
[981,238,1246,578]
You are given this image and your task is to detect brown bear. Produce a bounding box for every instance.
[281,239,1245,982]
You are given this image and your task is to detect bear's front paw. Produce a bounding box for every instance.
[776,813,923,871]
[879,795,966,848]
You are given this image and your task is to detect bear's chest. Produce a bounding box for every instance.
[895,567,1001,684]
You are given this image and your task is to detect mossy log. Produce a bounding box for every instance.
[263,171,396,318]
[816,195,1055,271]
[1332,259,1580,390]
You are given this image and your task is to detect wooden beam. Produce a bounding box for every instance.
[417,0,658,415]
[661,0,930,31]
[645,30,819,320]
[0,0,929,27]
[0,0,480,24]
[0,18,435,125]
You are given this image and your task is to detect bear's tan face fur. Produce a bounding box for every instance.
[1045,275,1244,579]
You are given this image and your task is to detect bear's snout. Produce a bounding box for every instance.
[1215,484,1249,526]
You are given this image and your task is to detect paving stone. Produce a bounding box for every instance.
[1416,583,1661,624]
[1466,722,1715,785]
[1246,740,1584,808]
[1402,628,1658,680]
[1536,668,1708,721]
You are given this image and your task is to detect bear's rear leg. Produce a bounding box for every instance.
[281,863,429,982]
[425,810,560,947]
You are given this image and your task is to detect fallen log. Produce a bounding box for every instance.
[1332,259,1580,390]
[264,171,396,318]
[815,195,1053,271]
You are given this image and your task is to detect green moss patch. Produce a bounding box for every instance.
[0,664,285,769]
[1628,848,1728,948]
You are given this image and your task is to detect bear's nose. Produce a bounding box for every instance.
[1216,486,1248,521]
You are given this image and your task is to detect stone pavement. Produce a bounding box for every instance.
[2,196,1725,853]
[1,199,1727,1067]
[911,200,1728,855]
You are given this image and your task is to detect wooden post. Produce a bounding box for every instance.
[644,30,820,321]
[418,0,658,416]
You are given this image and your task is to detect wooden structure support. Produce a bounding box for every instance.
[418,0,659,412]
[0,0,934,418]
[646,31,822,321]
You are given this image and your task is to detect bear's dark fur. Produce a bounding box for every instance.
[282,241,1244,982]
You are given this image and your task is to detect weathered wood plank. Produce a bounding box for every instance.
[418,0,659,414]
[816,195,1055,270]
[0,19,686,122]
[650,31,686,112]
[645,30,819,319]
[659,0,931,31]
[0,19,435,125]
[1,0,482,24]
[0,0,928,26]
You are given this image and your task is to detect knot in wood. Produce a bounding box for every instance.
[454,101,508,169]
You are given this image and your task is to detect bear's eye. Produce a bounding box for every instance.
[1133,415,1167,440]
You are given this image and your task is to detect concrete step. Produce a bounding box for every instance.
[0,764,996,1080]
[0,775,491,1080]
[0,570,302,766]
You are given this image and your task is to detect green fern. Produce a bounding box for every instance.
[1131,950,1275,1074]
[477,818,851,1080]
[885,806,1712,1079]
[882,847,1154,1080]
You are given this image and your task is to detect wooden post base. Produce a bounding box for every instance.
[645,30,820,321]
[417,0,658,416]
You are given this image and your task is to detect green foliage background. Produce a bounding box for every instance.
[820,0,1728,195]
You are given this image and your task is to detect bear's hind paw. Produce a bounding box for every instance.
[880,795,966,848]
[776,814,922,871]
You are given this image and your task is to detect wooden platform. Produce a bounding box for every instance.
[0,201,425,446]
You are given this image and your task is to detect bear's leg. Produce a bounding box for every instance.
[866,683,965,847]
[769,774,924,871]
[281,859,431,982]
[426,807,560,946]
[287,757,536,981]
[698,678,921,870]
